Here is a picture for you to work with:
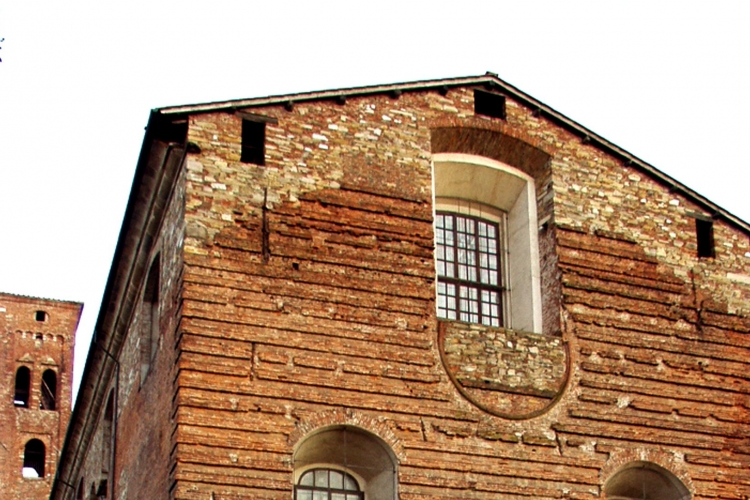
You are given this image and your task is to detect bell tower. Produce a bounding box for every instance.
[0,292,82,500]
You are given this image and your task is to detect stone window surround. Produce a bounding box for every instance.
[432,153,543,333]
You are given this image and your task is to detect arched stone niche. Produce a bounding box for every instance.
[293,425,399,500]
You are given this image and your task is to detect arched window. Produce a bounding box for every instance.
[14,366,31,408]
[140,255,160,384]
[22,439,45,478]
[294,426,398,500]
[102,391,114,470]
[295,468,363,500]
[433,154,543,333]
[605,461,691,500]
[40,369,57,410]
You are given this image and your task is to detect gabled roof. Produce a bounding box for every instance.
[157,72,750,236]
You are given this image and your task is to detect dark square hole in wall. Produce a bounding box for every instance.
[696,218,715,258]
[241,119,266,165]
[35,310,47,322]
[474,89,506,120]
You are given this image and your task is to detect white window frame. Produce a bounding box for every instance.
[432,153,543,333]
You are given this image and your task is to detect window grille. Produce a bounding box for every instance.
[436,212,504,326]
[294,469,363,500]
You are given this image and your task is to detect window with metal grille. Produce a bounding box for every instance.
[294,468,363,500]
[436,212,504,326]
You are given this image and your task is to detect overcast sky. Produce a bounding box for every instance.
[1,1,748,397]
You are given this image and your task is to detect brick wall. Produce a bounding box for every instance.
[159,86,750,499]
[57,81,750,500]
[0,293,81,500]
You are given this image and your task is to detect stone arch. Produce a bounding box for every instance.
[429,120,552,180]
[290,408,403,460]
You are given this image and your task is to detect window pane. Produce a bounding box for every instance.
[314,469,328,487]
[300,472,314,486]
[344,475,358,491]
[297,491,312,500]
[330,471,343,489]
[332,494,345,500]
[436,261,445,277]
[313,492,327,500]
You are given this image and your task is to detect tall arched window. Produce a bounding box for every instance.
[295,468,363,500]
[102,391,114,470]
[14,366,31,407]
[605,461,691,500]
[294,426,397,500]
[433,154,543,333]
[140,255,160,384]
[40,369,57,410]
[22,439,45,478]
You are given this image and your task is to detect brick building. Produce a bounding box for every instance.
[1,292,81,500]
[51,74,750,500]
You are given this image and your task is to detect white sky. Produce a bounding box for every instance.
[1,1,748,398]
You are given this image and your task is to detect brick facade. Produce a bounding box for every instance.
[0,292,81,500]
[52,75,750,500]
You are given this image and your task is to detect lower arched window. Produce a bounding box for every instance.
[22,439,45,478]
[605,461,690,500]
[295,468,363,500]
[294,426,398,500]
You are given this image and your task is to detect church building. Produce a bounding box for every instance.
[51,74,750,500]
